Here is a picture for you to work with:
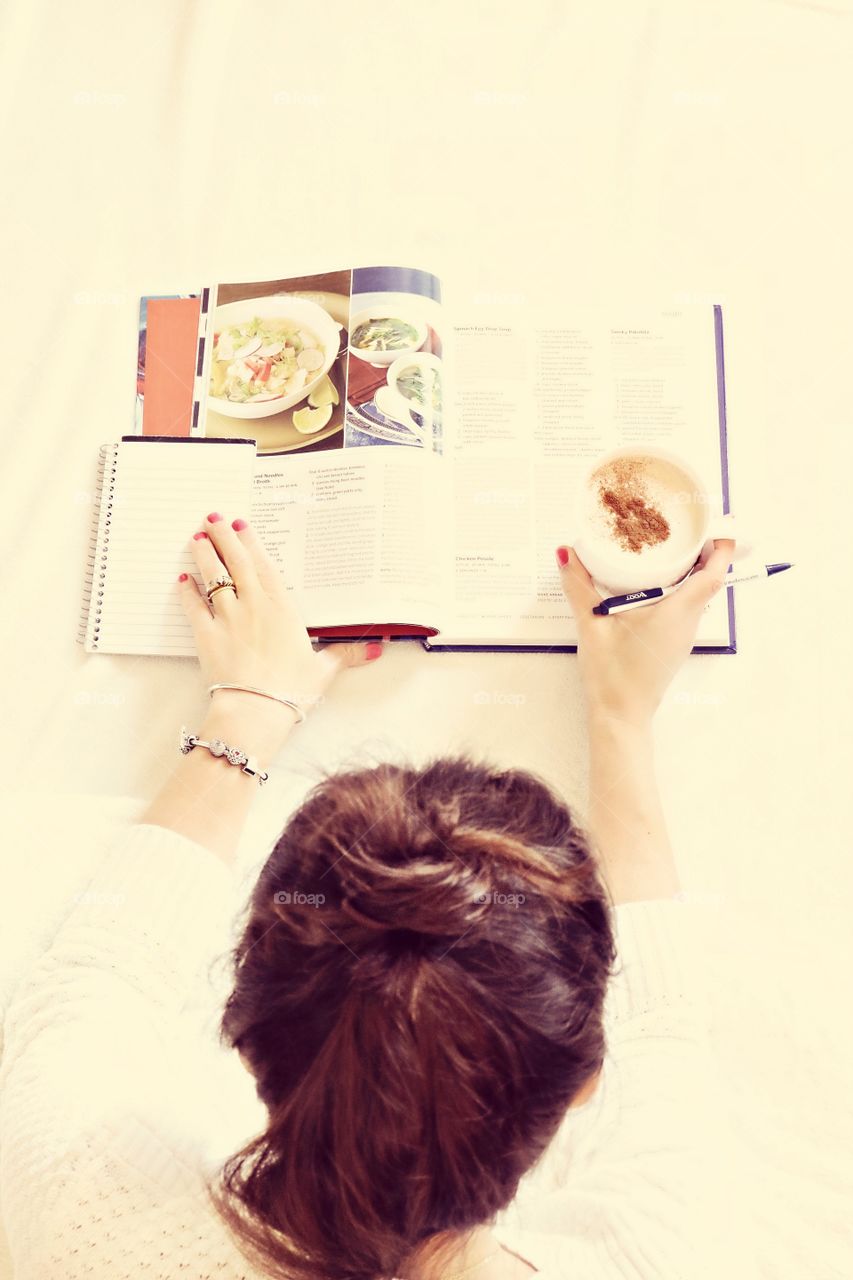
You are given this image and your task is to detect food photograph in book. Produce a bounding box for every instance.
[203,269,352,457]
[344,265,444,454]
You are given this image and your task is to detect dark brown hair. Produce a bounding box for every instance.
[212,757,616,1280]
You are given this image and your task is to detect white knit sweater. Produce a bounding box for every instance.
[0,823,737,1279]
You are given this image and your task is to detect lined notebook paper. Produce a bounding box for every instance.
[78,437,257,655]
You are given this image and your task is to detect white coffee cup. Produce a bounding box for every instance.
[571,445,750,596]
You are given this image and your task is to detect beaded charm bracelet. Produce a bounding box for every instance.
[179,726,269,785]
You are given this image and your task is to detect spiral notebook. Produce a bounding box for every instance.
[78,437,260,654]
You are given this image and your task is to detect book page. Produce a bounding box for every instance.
[434,305,732,647]
[250,447,444,631]
[196,265,446,457]
[194,266,449,632]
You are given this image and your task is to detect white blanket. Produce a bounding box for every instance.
[1,0,851,1275]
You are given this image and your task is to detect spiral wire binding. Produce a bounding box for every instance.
[77,442,119,650]
[190,285,211,434]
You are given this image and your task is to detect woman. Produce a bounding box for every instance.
[0,512,735,1279]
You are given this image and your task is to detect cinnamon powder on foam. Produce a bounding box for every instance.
[596,458,670,554]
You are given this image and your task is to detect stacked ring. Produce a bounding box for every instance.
[206,572,237,602]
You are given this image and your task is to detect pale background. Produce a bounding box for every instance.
[0,0,851,1275]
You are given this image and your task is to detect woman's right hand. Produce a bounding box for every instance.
[556,540,735,729]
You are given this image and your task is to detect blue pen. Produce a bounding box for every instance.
[592,563,793,616]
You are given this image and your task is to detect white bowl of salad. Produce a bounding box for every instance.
[209,297,342,418]
[348,307,429,367]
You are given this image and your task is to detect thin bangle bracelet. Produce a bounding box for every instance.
[207,682,307,725]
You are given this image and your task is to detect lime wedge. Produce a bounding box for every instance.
[292,403,333,434]
[308,374,339,408]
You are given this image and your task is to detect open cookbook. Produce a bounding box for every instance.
[78,265,736,654]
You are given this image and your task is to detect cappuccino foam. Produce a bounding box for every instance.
[583,455,704,572]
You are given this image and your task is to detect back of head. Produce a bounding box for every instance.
[214,757,616,1280]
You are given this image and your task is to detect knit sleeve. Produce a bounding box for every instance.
[499,898,740,1279]
[604,895,713,1036]
[0,823,241,1275]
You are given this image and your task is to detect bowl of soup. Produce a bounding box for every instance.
[347,307,429,366]
[387,352,443,419]
[208,296,342,418]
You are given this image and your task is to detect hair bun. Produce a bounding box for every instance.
[266,761,594,962]
[339,852,493,943]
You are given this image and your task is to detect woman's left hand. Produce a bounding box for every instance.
[179,512,382,727]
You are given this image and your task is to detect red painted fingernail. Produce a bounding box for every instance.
[207,512,222,523]
[232,518,248,531]
[193,531,208,541]
[556,546,570,567]
[365,642,383,661]
[178,573,188,582]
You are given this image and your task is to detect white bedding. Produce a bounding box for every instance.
[1,0,851,1275]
